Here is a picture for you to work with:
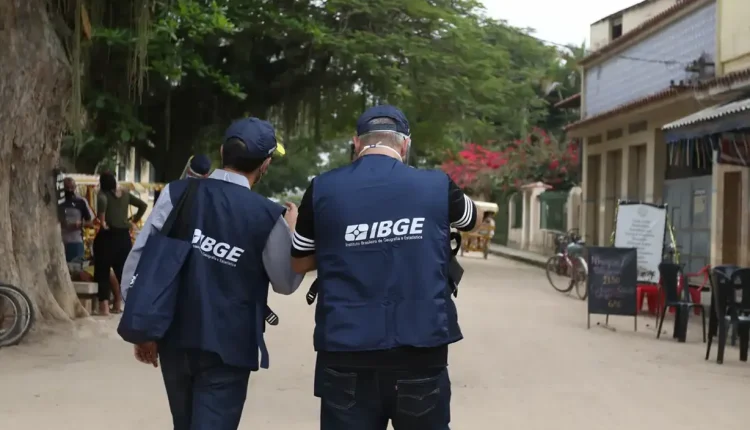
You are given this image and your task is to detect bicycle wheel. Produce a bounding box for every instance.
[0,293,21,345]
[546,255,574,293]
[573,257,589,300]
[0,284,35,347]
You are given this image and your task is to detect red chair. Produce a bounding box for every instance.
[637,283,661,315]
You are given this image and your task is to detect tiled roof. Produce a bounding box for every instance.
[564,68,750,131]
[662,97,750,130]
[554,93,581,109]
[580,0,708,67]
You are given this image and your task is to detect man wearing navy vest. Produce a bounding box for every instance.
[291,105,478,430]
[121,118,304,430]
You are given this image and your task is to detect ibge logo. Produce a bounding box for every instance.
[192,228,244,266]
[344,218,425,247]
[345,224,369,241]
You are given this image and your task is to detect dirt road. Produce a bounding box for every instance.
[0,255,747,429]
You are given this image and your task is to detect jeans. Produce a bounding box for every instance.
[64,242,85,262]
[159,348,251,430]
[317,366,451,430]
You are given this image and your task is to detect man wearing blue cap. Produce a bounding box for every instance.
[182,153,212,178]
[291,105,478,429]
[121,117,303,430]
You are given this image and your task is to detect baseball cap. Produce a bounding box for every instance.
[223,117,286,158]
[356,105,410,137]
[188,154,211,176]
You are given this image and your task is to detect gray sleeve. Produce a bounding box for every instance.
[263,215,305,295]
[121,185,174,302]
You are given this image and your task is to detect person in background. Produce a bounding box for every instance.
[94,172,147,315]
[482,212,495,230]
[184,154,212,178]
[291,105,478,430]
[473,211,496,248]
[61,177,94,262]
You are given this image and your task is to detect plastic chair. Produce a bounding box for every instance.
[706,267,750,363]
[637,283,660,315]
[656,262,706,342]
[676,265,709,316]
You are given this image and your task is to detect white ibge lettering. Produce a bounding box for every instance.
[344,218,425,243]
[191,228,245,265]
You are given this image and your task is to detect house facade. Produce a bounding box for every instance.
[568,0,723,274]
[569,0,750,273]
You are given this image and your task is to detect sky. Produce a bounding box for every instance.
[480,0,646,47]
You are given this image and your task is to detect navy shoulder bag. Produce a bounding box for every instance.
[117,179,199,344]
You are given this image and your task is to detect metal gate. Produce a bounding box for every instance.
[663,176,712,274]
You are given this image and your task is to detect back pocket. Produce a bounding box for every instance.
[320,368,358,410]
[396,371,444,417]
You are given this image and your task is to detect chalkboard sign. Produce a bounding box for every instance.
[587,246,638,329]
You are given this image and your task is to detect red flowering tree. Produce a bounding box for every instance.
[441,143,507,199]
[441,129,579,196]
[498,128,579,189]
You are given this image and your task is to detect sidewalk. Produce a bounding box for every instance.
[488,243,548,268]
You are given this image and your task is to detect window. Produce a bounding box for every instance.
[610,16,623,40]
[511,193,523,229]
[539,191,568,232]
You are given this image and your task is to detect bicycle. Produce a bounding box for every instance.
[0,283,35,347]
[545,228,589,300]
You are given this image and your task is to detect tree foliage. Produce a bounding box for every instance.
[60,0,573,196]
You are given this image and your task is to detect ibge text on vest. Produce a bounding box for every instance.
[344,217,425,247]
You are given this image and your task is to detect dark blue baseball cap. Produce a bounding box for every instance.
[356,105,410,137]
[223,117,286,158]
[188,154,211,176]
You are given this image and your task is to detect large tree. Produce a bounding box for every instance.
[0,1,86,321]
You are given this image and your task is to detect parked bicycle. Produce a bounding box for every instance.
[545,228,589,300]
[0,283,35,347]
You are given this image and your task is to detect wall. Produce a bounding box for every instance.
[584,2,716,117]
[507,195,522,248]
[117,147,155,185]
[590,21,611,52]
[622,0,680,32]
[506,186,583,255]
[578,103,707,246]
[718,0,750,74]
[590,0,678,51]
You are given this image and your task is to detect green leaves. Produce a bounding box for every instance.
[65,0,573,195]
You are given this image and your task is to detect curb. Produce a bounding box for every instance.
[487,248,548,270]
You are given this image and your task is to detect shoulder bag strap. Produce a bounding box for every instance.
[161,179,200,239]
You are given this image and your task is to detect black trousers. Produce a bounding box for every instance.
[93,227,131,301]
[160,347,251,430]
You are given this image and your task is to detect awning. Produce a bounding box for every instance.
[663,97,750,142]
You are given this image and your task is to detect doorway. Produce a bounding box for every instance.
[722,171,742,265]
[663,176,712,274]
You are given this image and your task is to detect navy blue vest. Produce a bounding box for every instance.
[162,178,284,370]
[312,155,462,352]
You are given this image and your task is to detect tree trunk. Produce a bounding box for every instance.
[0,0,87,328]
